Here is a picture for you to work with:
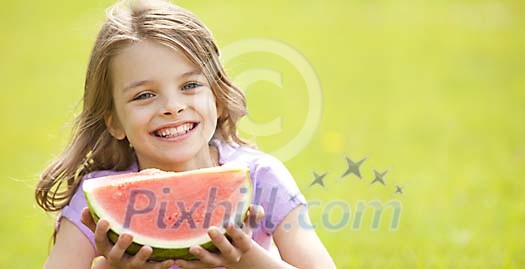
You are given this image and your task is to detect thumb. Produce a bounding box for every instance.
[251,204,265,223]
[245,204,264,229]
[81,207,96,232]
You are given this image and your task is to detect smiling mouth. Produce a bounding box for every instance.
[153,122,198,138]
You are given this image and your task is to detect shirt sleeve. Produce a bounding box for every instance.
[56,173,96,249]
[251,155,307,235]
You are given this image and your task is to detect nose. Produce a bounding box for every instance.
[161,94,186,116]
[163,107,184,116]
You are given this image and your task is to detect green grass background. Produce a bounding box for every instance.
[1,0,524,268]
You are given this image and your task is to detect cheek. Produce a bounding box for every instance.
[119,108,147,132]
[196,92,219,120]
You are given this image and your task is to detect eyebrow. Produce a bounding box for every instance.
[122,69,202,92]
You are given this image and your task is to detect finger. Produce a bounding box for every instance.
[245,204,264,229]
[93,219,112,255]
[156,260,175,269]
[226,222,252,253]
[188,245,223,267]
[174,258,213,269]
[208,226,238,263]
[81,207,96,232]
[106,233,133,262]
[155,259,176,269]
[128,245,152,267]
[251,204,265,223]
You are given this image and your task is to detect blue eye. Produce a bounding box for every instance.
[182,82,201,91]
[134,92,155,101]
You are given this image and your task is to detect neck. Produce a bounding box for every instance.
[137,145,219,172]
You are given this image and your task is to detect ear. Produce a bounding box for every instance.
[104,113,126,140]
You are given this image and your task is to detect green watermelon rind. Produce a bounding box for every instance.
[84,167,252,261]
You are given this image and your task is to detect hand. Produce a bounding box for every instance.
[81,208,175,269]
[174,204,265,269]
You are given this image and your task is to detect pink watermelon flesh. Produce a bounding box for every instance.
[83,166,251,261]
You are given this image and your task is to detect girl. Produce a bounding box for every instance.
[36,0,335,268]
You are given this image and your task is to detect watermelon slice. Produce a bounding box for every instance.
[83,166,251,261]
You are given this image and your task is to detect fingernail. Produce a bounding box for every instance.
[122,234,132,241]
[210,229,218,238]
[142,245,152,253]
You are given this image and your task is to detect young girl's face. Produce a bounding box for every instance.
[107,39,219,171]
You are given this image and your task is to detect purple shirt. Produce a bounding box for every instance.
[57,139,306,267]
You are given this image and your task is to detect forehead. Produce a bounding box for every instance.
[110,39,201,91]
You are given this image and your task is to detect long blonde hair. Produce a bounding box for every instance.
[35,0,248,213]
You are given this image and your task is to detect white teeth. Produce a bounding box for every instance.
[154,123,194,138]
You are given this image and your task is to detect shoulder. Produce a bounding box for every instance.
[214,139,307,235]
[215,140,288,177]
[82,161,139,181]
[216,140,298,192]
[59,163,139,248]
[69,163,139,208]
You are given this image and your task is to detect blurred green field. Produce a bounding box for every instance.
[1,0,524,268]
